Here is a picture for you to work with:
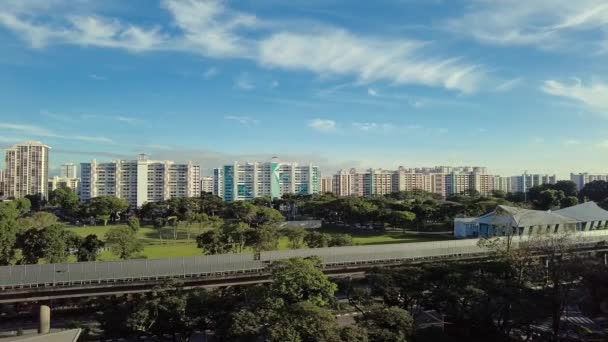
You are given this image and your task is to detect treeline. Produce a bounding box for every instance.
[0,198,105,265]
[46,234,608,341]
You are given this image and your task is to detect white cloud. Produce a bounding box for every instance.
[563,139,581,146]
[224,115,259,125]
[0,0,488,93]
[308,119,336,132]
[271,80,280,88]
[494,77,523,92]
[115,116,137,124]
[367,88,378,97]
[0,122,114,143]
[541,79,608,113]
[234,73,254,90]
[88,73,106,80]
[352,122,395,133]
[258,30,483,93]
[445,0,608,50]
[203,67,218,79]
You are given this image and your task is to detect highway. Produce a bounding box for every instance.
[1,230,608,303]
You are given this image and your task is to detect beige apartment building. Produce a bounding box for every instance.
[80,154,200,207]
[3,141,50,199]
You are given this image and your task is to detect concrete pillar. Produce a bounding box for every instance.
[38,305,50,334]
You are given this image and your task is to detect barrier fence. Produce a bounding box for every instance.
[1,231,607,289]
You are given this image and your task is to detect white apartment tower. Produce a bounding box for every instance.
[80,154,200,207]
[201,176,214,194]
[212,168,223,197]
[4,141,50,199]
[570,173,608,191]
[60,163,77,178]
[222,158,319,201]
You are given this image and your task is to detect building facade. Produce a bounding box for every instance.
[320,176,333,193]
[3,141,50,199]
[570,173,608,191]
[511,173,557,193]
[212,168,223,197]
[221,158,319,201]
[60,163,77,178]
[80,154,200,207]
[201,176,214,194]
[48,176,80,193]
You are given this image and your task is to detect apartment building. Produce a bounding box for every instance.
[3,141,50,199]
[493,176,513,193]
[0,170,4,197]
[364,169,395,197]
[80,154,200,207]
[332,168,365,197]
[222,158,319,201]
[321,177,333,193]
[212,168,223,197]
[201,176,214,194]
[511,173,557,193]
[48,176,79,192]
[60,163,77,178]
[570,173,608,191]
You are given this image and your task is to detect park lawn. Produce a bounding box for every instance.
[318,226,453,246]
[66,224,205,244]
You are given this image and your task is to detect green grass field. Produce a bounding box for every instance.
[65,223,453,261]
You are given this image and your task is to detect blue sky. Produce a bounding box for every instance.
[1,0,608,178]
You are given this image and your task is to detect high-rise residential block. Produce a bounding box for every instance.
[221,158,319,201]
[59,163,77,178]
[4,141,50,199]
[570,173,608,191]
[511,173,557,193]
[212,168,223,197]
[0,169,4,197]
[80,154,200,207]
[201,176,214,194]
[320,176,333,193]
[48,176,80,193]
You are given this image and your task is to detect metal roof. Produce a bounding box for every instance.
[476,205,577,227]
[554,201,608,222]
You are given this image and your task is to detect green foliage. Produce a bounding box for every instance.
[88,196,130,222]
[196,229,227,255]
[304,230,331,248]
[284,227,307,249]
[560,196,579,209]
[356,305,413,342]
[270,257,337,307]
[16,224,78,264]
[580,180,608,202]
[127,216,140,232]
[77,234,104,261]
[267,302,341,342]
[49,186,79,216]
[329,233,353,247]
[17,212,59,230]
[0,199,30,264]
[105,226,143,259]
[534,189,565,210]
[340,326,369,342]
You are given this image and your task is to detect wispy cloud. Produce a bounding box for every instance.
[0,122,114,143]
[224,115,259,125]
[367,88,378,97]
[563,139,582,146]
[114,116,138,124]
[234,73,254,90]
[308,118,336,133]
[0,0,488,93]
[494,77,523,92]
[445,0,608,51]
[541,78,608,113]
[203,67,219,79]
[88,73,106,80]
[352,122,394,132]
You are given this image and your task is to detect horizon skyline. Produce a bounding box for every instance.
[1,0,608,178]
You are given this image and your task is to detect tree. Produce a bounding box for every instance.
[89,196,129,222]
[284,227,307,249]
[17,212,59,230]
[329,234,353,247]
[223,222,251,253]
[553,180,578,198]
[304,231,331,248]
[105,226,143,259]
[534,189,564,210]
[270,257,337,307]
[356,305,414,342]
[386,211,416,231]
[560,196,578,209]
[49,186,79,216]
[77,234,105,261]
[340,326,369,342]
[16,224,78,264]
[246,225,281,252]
[24,193,46,211]
[267,302,342,342]
[127,216,140,232]
[153,217,166,243]
[96,214,111,226]
[196,230,227,255]
[580,180,608,202]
